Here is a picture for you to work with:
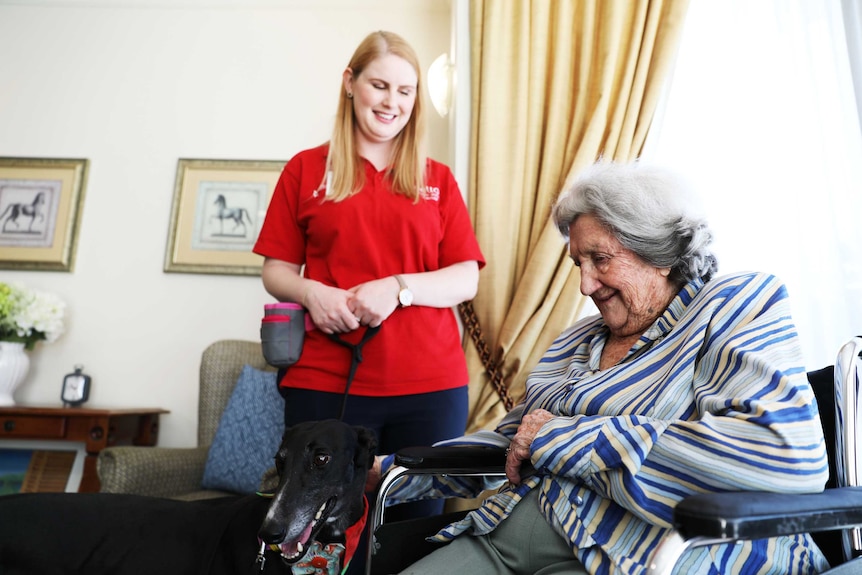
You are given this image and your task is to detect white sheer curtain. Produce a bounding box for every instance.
[644,0,862,370]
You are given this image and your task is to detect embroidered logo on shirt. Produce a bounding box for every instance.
[421,185,441,201]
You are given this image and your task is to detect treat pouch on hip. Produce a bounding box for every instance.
[260,303,308,367]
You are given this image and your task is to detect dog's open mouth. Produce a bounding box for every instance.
[277,497,337,564]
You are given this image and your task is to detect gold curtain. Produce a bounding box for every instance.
[463,0,691,432]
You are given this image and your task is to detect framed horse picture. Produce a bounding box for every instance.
[0,157,89,272]
[164,158,285,275]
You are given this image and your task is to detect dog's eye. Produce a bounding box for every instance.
[313,453,331,468]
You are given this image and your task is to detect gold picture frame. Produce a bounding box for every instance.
[0,157,89,272]
[164,158,284,276]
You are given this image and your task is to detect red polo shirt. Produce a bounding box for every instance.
[254,144,485,396]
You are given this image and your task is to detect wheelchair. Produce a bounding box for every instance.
[367,336,862,574]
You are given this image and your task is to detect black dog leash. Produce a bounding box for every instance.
[326,324,381,420]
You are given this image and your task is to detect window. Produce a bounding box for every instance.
[645,0,862,368]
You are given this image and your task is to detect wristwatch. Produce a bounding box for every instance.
[394,274,413,307]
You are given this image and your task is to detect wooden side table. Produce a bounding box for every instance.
[0,406,169,492]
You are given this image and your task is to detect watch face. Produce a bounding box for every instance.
[398,288,414,307]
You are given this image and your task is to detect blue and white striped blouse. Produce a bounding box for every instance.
[385,272,830,575]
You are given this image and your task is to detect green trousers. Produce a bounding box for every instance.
[397,489,587,575]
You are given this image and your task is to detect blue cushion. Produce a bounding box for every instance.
[201,365,283,494]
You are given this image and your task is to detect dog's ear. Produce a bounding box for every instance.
[353,426,378,469]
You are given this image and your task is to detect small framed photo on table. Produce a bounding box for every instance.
[0,157,89,272]
[164,158,284,276]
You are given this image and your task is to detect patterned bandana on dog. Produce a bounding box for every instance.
[256,496,368,575]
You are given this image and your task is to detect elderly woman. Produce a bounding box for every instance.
[378,162,829,575]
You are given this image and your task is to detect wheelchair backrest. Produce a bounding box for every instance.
[808,365,842,566]
[834,335,862,562]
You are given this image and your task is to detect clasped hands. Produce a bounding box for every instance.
[304,277,400,334]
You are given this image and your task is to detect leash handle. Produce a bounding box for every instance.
[326,324,381,420]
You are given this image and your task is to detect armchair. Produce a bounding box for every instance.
[97,339,274,500]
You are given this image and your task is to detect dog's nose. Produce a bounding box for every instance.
[258,523,286,545]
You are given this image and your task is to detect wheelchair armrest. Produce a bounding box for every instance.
[368,445,507,574]
[395,445,507,473]
[648,487,862,575]
[674,486,862,540]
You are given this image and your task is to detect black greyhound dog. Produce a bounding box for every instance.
[0,419,377,575]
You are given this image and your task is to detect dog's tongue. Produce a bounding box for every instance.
[281,522,315,558]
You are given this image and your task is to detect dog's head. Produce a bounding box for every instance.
[257,419,377,565]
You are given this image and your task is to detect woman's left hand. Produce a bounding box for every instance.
[506,408,555,484]
[348,277,400,327]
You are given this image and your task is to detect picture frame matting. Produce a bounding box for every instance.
[164,158,284,276]
[0,157,89,272]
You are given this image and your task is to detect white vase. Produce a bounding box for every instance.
[0,341,30,406]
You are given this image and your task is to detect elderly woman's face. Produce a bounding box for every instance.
[569,214,676,339]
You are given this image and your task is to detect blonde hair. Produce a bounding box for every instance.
[325,30,427,202]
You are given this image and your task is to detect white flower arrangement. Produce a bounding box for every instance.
[0,282,66,350]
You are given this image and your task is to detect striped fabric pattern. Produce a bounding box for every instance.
[386,272,830,575]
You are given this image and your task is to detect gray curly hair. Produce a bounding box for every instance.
[552,161,718,284]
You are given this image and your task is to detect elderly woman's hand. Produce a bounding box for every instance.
[365,455,386,493]
[365,455,385,493]
[506,408,555,484]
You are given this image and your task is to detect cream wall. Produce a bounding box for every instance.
[0,0,454,447]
